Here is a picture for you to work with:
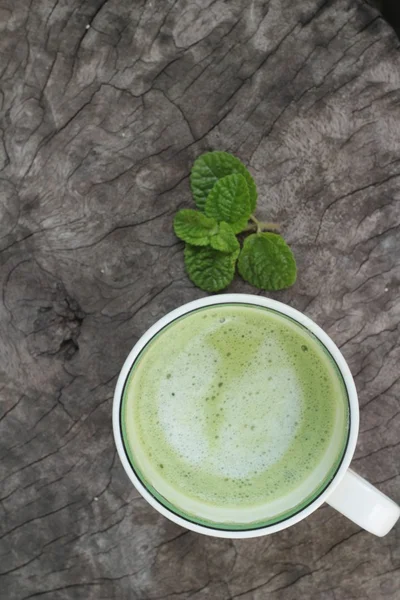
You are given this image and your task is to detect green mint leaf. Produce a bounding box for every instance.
[210,222,240,253]
[204,174,251,234]
[190,151,257,212]
[184,244,239,292]
[173,209,218,246]
[238,233,297,290]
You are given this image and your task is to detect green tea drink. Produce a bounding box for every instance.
[121,305,349,529]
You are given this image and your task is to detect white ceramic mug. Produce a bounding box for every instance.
[113,294,400,538]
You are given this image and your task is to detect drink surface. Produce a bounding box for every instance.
[122,304,349,528]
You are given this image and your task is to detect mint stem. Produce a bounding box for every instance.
[242,216,280,234]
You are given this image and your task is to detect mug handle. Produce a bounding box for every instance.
[326,469,400,536]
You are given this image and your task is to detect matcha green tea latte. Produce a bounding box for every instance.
[121,304,349,530]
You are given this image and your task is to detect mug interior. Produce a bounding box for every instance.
[113,296,358,537]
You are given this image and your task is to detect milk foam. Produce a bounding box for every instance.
[157,334,302,479]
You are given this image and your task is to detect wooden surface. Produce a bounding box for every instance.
[1,1,399,599]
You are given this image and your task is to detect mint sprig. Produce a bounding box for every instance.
[238,233,296,290]
[174,151,297,292]
[210,222,239,253]
[204,174,251,234]
[173,209,218,246]
[191,151,257,212]
[184,245,240,293]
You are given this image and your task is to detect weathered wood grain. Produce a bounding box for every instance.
[0,1,399,599]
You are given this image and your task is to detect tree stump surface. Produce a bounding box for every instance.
[0,1,399,599]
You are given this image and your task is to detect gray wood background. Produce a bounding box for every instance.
[0,1,399,599]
